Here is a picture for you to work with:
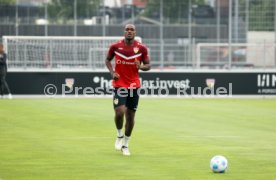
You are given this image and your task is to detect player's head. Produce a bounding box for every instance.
[124,24,136,41]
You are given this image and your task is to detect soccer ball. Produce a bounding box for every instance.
[210,155,228,173]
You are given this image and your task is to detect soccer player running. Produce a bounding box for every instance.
[105,24,150,156]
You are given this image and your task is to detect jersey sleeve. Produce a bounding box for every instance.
[107,44,116,60]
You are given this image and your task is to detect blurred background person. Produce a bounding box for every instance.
[0,44,12,99]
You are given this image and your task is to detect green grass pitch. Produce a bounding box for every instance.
[0,98,276,179]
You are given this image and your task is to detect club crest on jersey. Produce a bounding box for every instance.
[133,47,139,54]
[65,78,75,89]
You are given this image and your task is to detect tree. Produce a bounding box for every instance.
[238,0,275,31]
[248,0,275,31]
[0,0,15,4]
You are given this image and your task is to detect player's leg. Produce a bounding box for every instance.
[121,108,135,155]
[114,106,125,150]
[121,89,139,156]
[3,79,12,99]
[113,88,127,150]
[0,79,4,97]
[0,69,11,99]
[125,109,135,137]
[114,106,125,131]
[5,81,12,99]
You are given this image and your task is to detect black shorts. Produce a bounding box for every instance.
[113,88,139,111]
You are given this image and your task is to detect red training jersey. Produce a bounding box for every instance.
[107,39,149,88]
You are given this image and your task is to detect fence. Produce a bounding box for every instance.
[0,0,275,35]
[1,0,276,70]
[3,35,276,70]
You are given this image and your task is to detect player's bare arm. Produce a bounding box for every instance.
[105,55,120,80]
[134,59,150,71]
[140,57,151,71]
